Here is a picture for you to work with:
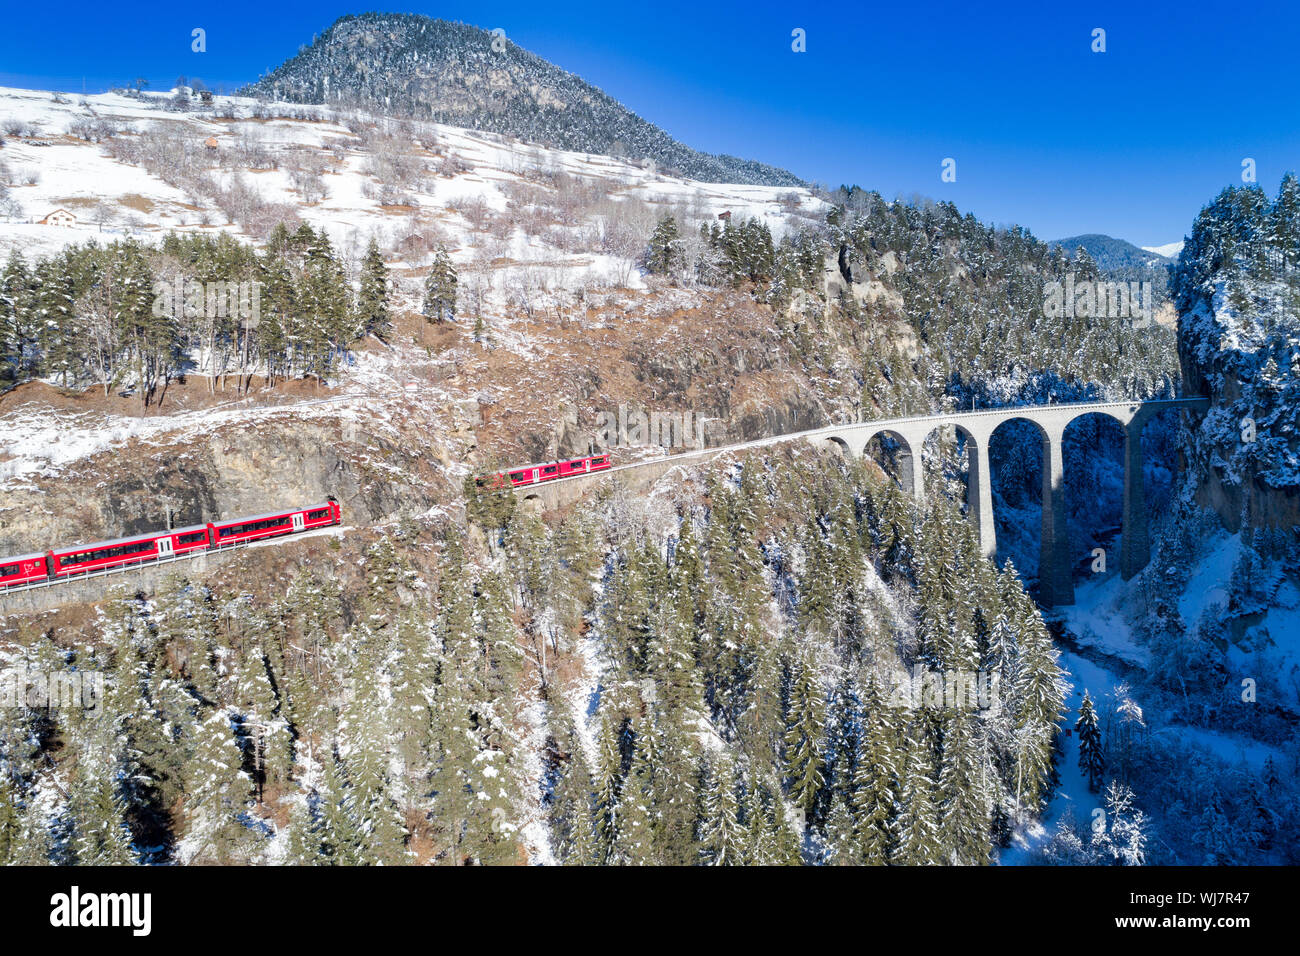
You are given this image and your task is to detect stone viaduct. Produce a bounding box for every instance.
[525,398,1209,607]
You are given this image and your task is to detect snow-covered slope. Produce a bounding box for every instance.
[1142,240,1184,259]
[0,85,825,285]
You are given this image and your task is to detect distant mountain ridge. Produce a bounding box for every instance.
[241,12,803,187]
[1049,233,1173,271]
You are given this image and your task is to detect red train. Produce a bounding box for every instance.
[475,454,612,490]
[0,501,341,589]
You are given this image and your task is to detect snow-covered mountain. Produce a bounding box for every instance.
[241,13,803,187]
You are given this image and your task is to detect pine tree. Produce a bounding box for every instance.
[647,587,704,724]
[550,724,598,866]
[235,647,292,800]
[782,647,825,814]
[852,680,900,864]
[338,645,410,865]
[297,229,353,382]
[699,753,746,865]
[768,785,803,865]
[823,789,860,865]
[356,237,391,339]
[429,660,474,863]
[422,245,458,324]
[429,535,481,861]
[476,569,525,704]
[36,254,78,384]
[936,711,993,864]
[460,719,522,865]
[1268,172,1300,272]
[102,609,179,857]
[646,215,682,276]
[890,720,943,865]
[1008,593,1066,811]
[286,785,325,865]
[0,250,36,382]
[1075,690,1105,792]
[392,610,437,790]
[184,708,254,864]
[257,245,297,382]
[592,708,625,861]
[0,771,23,864]
[638,707,699,866]
[317,750,363,865]
[67,725,136,865]
[608,734,656,865]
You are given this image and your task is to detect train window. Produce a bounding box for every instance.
[306,509,330,521]
[177,531,208,545]
[61,539,154,565]
[0,564,19,578]
[542,465,557,475]
[509,472,526,482]
[219,517,289,538]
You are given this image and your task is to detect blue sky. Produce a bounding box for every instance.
[1,0,1296,246]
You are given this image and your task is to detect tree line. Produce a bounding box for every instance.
[0,222,391,402]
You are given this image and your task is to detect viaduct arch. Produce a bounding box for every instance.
[526,398,1209,607]
[813,399,1206,606]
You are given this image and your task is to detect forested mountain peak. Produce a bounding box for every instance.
[1049,233,1172,271]
[240,12,803,187]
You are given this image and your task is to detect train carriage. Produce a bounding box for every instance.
[51,533,163,578]
[558,455,610,477]
[210,510,294,546]
[210,501,340,547]
[0,553,52,588]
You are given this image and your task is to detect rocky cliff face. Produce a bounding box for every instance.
[460,285,880,469]
[1173,185,1300,532]
[1178,357,1300,532]
[0,407,449,559]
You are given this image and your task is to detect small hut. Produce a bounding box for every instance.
[38,208,77,227]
